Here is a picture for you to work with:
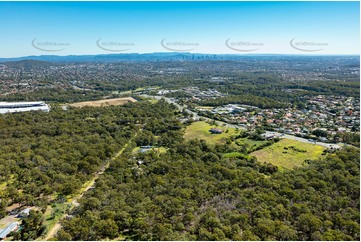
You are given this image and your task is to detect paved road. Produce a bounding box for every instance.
[141,94,343,149]
[141,94,245,129]
[141,94,195,116]
[263,131,341,149]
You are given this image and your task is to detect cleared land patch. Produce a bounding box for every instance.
[235,138,270,152]
[69,97,137,108]
[251,138,325,170]
[184,121,240,144]
[132,146,167,155]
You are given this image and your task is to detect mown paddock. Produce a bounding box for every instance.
[251,138,326,170]
[184,121,241,144]
[69,97,137,108]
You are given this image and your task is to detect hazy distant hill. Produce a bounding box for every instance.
[0,53,221,63]
[3,59,55,69]
[0,53,359,63]
[0,53,298,63]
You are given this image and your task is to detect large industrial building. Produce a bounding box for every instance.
[0,101,50,114]
[0,222,19,240]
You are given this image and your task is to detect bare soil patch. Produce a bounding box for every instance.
[69,97,137,108]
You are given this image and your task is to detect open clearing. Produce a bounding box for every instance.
[132,146,167,155]
[251,138,325,170]
[0,215,18,230]
[235,138,269,152]
[184,121,240,144]
[196,106,214,110]
[69,97,137,108]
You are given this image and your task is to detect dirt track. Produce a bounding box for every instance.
[42,131,139,240]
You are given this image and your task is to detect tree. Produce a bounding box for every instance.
[13,210,45,241]
[254,218,276,240]
[297,213,322,239]
[98,219,118,239]
[56,229,72,241]
[276,222,298,240]
[0,199,7,219]
[312,129,328,137]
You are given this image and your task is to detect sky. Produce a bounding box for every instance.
[0,1,359,57]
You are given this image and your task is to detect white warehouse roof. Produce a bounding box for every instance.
[0,101,50,114]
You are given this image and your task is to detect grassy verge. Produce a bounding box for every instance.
[37,203,70,240]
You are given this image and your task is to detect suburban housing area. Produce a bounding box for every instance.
[0,56,359,241]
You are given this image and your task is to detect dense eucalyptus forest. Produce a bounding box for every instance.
[26,100,356,241]
[0,100,178,218]
[0,99,359,241]
[57,131,359,240]
[0,0,359,240]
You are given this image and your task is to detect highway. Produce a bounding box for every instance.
[140,94,343,149]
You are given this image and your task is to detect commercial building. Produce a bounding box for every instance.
[0,101,50,114]
[0,222,19,240]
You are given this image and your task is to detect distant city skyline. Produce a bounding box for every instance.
[0,1,359,57]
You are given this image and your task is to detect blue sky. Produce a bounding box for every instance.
[0,1,359,57]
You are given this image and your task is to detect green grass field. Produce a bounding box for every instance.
[196,106,214,110]
[41,203,70,238]
[235,138,269,152]
[132,146,167,155]
[153,147,167,154]
[133,86,160,92]
[184,121,240,144]
[132,147,141,153]
[0,182,6,190]
[251,138,325,170]
[223,152,252,160]
[148,99,158,104]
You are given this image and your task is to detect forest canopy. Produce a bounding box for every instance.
[0,99,359,241]
[56,115,359,240]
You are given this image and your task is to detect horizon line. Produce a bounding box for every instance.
[1,52,360,60]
